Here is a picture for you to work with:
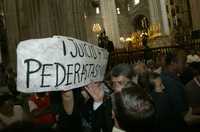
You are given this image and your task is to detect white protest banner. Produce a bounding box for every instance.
[17,36,109,93]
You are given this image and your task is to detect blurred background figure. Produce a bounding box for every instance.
[184,62,200,130]
[0,94,27,130]
[28,92,56,128]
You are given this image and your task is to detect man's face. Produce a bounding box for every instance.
[111,75,130,92]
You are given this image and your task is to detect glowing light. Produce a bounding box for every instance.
[120,37,125,42]
[134,0,140,5]
[116,8,120,14]
[126,37,132,42]
[96,7,100,14]
[92,23,102,33]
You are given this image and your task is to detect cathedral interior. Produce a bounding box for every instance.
[0,0,199,69]
[0,0,200,131]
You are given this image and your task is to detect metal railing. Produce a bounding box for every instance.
[110,39,200,65]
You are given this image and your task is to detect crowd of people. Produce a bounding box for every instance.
[0,48,200,132]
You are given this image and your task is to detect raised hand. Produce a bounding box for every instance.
[85,81,104,103]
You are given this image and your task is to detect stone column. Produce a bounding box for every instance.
[190,0,200,30]
[159,0,170,35]
[148,0,160,23]
[100,0,121,48]
[148,0,170,35]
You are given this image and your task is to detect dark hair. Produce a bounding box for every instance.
[110,64,134,79]
[36,92,46,97]
[188,62,200,76]
[0,94,14,106]
[112,82,155,132]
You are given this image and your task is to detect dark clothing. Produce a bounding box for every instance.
[180,67,194,85]
[51,89,113,132]
[185,77,200,110]
[107,41,114,53]
[98,40,114,53]
[151,91,180,131]
[99,39,114,70]
[142,35,152,63]
[144,47,153,64]
[150,92,172,119]
[55,89,83,132]
[160,71,188,130]
[82,97,113,132]
[7,76,18,96]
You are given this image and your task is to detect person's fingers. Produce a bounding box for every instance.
[85,86,94,97]
[88,82,95,89]
[62,90,73,97]
[85,81,103,97]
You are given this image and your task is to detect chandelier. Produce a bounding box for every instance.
[92,23,102,33]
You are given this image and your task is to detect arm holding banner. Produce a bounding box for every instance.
[57,89,83,132]
[85,81,104,110]
[62,90,74,115]
[84,81,113,132]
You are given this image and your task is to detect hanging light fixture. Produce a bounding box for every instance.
[92,23,102,33]
[96,7,100,14]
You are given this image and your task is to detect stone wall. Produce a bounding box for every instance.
[116,0,134,37]
[85,1,103,45]
[129,0,150,28]
[1,0,87,69]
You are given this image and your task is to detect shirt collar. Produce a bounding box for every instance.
[112,127,125,132]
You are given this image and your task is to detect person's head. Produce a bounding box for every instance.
[112,81,155,132]
[0,94,14,115]
[138,72,164,93]
[35,92,47,98]
[164,50,186,74]
[110,64,134,92]
[133,63,148,76]
[188,62,200,77]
